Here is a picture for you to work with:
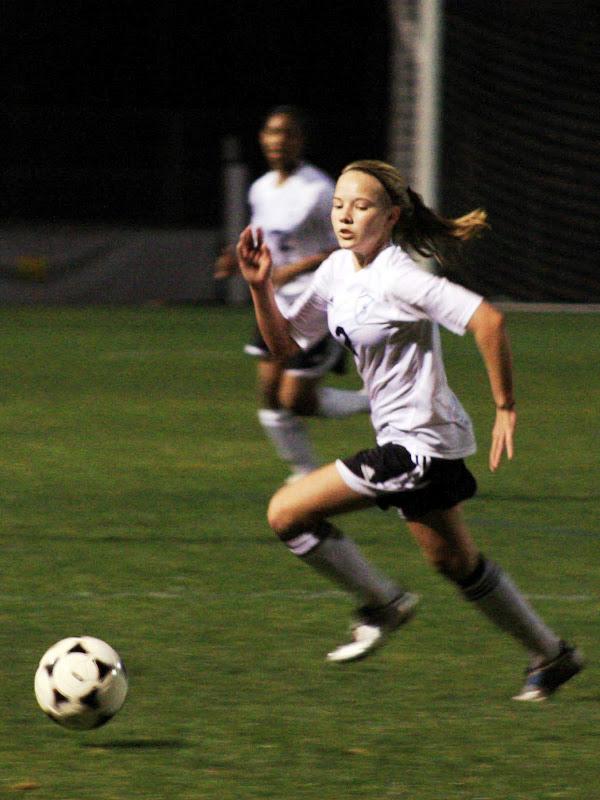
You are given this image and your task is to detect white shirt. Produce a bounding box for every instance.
[285,244,484,459]
[249,163,338,311]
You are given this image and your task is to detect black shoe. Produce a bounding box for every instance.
[513,642,584,702]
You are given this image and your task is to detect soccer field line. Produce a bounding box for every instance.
[0,588,595,605]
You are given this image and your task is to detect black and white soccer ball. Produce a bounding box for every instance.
[34,636,128,730]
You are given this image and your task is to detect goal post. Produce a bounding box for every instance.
[387,0,442,209]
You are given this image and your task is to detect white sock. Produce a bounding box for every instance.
[460,558,561,662]
[257,408,318,475]
[315,387,370,419]
[285,522,402,608]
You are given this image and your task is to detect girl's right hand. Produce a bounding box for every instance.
[236,226,273,288]
[489,406,516,472]
[213,246,238,279]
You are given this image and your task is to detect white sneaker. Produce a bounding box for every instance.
[326,592,419,663]
[327,623,383,662]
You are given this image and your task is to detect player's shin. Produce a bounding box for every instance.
[258,408,318,477]
[458,556,561,663]
[283,520,403,607]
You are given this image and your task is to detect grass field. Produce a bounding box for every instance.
[0,306,598,800]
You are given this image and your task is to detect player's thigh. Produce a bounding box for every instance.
[277,371,320,415]
[406,505,479,578]
[268,463,374,534]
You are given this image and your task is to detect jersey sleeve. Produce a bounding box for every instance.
[283,258,332,350]
[387,257,483,335]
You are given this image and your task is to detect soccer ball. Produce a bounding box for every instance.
[34,636,128,730]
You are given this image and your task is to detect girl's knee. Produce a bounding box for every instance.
[267,489,322,539]
[267,492,297,537]
[279,395,314,416]
[277,380,317,416]
[424,545,476,583]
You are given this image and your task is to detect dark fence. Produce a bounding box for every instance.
[441,1,600,301]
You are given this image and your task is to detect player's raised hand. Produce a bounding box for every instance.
[236,226,273,288]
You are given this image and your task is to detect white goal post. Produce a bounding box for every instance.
[386,0,443,210]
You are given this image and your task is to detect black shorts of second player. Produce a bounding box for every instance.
[244,326,346,378]
[336,442,477,520]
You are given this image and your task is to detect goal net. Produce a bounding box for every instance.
[388,0,600,302]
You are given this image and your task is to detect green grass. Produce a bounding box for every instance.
[0,306,598,800]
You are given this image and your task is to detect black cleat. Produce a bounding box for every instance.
[513,642,584,702]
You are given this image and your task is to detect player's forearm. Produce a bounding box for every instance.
[272,252,331,287]
[469,302,515,408]
[250,283,300,361]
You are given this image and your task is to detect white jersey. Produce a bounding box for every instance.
[285,244,484,459]
[249,162,338,311]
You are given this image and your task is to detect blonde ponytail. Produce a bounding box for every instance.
[341,160,488,266]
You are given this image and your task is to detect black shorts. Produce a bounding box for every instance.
[336,442,477,520]
[244,326,346,378]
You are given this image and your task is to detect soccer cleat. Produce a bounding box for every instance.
[512,641,583,702]
[326,592,419,663]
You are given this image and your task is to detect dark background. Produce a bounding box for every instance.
[441,0,600,300]
[2,0,599,300]
[2,0,390,226]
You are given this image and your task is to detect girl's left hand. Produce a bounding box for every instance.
[489,408,516,471]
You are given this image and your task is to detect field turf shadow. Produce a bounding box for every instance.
[82,738,186,750]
